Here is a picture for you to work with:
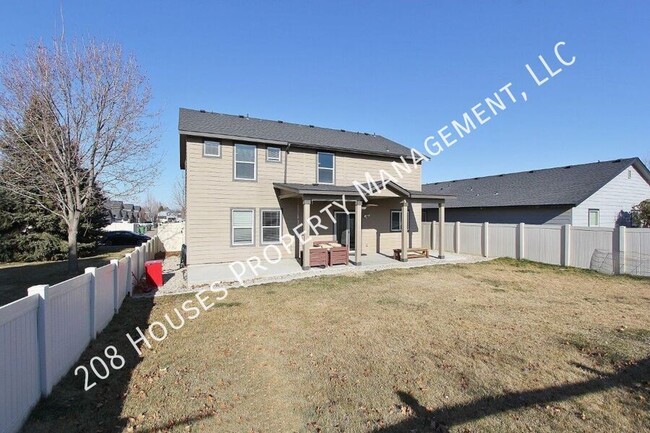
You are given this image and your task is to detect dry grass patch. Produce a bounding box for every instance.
[0,246,133,306]
[23,259,650,432]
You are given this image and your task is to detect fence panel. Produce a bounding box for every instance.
[525,225,562,265]
[459,223,483,255]
[0,295,41,433]
[94,264,115,333]
[625,228,650,276]
[444,223,454,252]
[117,257,129,305]
[570,227,614,270]
[421,222,432,249]
[488,224,518,258]
[46,273,92,394]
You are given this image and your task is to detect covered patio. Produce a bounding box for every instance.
[273,181,453,269]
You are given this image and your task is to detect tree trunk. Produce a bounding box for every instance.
[67,214,80,274]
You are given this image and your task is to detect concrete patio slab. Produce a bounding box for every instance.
[179,252,489,291]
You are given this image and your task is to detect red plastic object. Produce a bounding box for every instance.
[144,260,163,288]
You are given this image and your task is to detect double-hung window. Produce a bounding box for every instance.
[390,210,410,232]
[232,209,254,245]
[234,143,256,180]
[261,210,282,244]
[588,209,600,227]
[266,146,281,162]
[203,140,221,157]
[317,152,335,184]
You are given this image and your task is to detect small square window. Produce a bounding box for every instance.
[203,140,221,157]
[267,147,281,162]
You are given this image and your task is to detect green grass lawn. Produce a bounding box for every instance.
[22,259,650,433]
[0,246,133,306]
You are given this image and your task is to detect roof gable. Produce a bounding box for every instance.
[422,158,649,208]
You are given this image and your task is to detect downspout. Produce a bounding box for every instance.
[283,142,291,183]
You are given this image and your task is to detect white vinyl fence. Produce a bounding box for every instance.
[423,222,650,277]
[0,236,162,433]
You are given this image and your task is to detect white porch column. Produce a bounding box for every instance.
[438,202,445,259]
[354,200,363,266]
[302,199,311,270]
[401,199,408,262]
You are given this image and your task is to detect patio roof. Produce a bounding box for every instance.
[273,181,454,202]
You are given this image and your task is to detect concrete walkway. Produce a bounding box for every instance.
[143,252,490,297]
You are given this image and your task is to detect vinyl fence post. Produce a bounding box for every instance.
[125,253,133,296]
[617,226,626,275]
[482,222,489,258]
[110,259,119,312]
[85,267,97,339]
[27,284,51,396]
[454,221,461,254]
[562,225,571,267]
[518,223,526,260]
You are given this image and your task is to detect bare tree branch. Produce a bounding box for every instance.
[0,38,160,271]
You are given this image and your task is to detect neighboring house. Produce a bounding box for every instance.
[422,158,650,227]
[103,200,146,223]
[157,210,177,223]
[179,108,451,269]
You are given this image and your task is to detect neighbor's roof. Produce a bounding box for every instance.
[179,108,413,168]
[422,158,650,209]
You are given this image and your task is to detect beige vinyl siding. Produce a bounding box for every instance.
[186,138,295,264]
[186,137,423,264]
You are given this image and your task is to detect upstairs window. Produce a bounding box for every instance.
[234,143,256,180]
[588,209,600,227]
[266,146,281,162]
[317,152,335,184]
[203,140,221,157]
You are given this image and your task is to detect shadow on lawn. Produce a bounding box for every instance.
[375,357,650,433]
[21,296,212,433]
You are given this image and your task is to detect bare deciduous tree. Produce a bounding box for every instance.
[0,39,159,272]
[172,175,186,219]
[142,191,163,223]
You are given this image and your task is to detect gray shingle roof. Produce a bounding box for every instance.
[422,158,649,208]
[179,108,412,159]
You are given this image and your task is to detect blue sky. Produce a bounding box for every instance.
[1,1,648,205]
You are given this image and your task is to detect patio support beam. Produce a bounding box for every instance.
[354,200,362,266]
[302,199,311,270]
[401,199,408,262]
[438,202,446,259]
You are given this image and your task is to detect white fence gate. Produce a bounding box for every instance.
[0,236,162,433]
[422,222,650,277]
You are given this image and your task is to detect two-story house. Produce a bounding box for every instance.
[179,108,450,277]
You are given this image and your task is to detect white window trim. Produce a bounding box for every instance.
[390,209,410,232]
[203,140,221,157]
[231,208,255,246]
[234,143,257,181]
[317,152,335,184]
[588,209,600,227]
[266,146,281,162]
[260,209,282,244]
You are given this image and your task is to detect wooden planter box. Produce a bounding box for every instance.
[308,247,329,268]
[313,241,349,266]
